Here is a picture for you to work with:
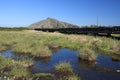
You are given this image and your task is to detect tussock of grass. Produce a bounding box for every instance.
[54,62,80,80]
[0,57,33,70]
[0,56,32,79]
[0,45,7,52]
[15,58,34,68]
[0,56,14,70]
[78,47,96,61]
[31,46,51,58]
[54,62,74,75]
[65,75,80,80]
[9,67,30,79]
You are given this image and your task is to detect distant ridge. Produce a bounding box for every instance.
[28,18,80,29]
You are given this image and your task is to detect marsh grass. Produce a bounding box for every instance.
[0,56,14,71]
[0,31,119,55]
[15,58,34,68]
[0,30,119,79]
[0,56,33,79]
[33,73,55,80]
[78,47,96,61]
[54,62,80,80]
[0,45,7,52]
[31,46,52,58]
[9,66,30,79]
[64,75,80,80]
[94,37,120,54]
[54,62,74,76]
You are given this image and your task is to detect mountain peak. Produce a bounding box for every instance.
[28,18,80,29]
[46,17,54,20]
[46,17,57,21]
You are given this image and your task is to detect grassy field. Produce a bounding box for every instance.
[0,30,119,55]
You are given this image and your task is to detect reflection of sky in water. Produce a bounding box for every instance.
[1,48,120,80]
[97,55,120,70]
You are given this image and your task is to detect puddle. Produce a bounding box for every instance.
[0,48,120,80]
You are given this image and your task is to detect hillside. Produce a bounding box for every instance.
[28,18,80,29]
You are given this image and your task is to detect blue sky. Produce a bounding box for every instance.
[0,0,120,27]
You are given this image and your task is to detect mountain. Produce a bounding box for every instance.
[28,18,80,29]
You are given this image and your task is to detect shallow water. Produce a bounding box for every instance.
[1,48,120,80]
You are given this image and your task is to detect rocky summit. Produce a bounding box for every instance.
[28,18,80,29]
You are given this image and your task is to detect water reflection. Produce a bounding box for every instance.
[111,54,120,62]
[34,57,51,63]
[78,60,96,69]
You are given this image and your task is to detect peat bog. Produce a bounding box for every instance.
[0,31,120,80]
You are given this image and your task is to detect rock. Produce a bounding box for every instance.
[116,70,120,72]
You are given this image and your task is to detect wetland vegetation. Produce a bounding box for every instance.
[0,30,120,80]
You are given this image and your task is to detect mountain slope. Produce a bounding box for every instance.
[28,18,80,29]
